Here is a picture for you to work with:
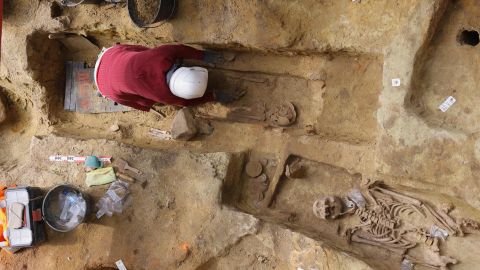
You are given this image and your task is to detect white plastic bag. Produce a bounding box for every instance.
[96,180,131,219]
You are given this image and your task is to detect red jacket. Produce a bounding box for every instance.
[96,44,214,111]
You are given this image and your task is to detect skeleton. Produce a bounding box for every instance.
[405,253,458,270]
[408,228,439,251]
[344,197,418,254]
[459,218,480,233]
[266,102,297,127]
[312,180,468,269]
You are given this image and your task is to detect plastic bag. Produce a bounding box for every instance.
[58,191,87,227]
[347,188,366,208]
[400,259,414,270]
[96,180,131,219]
[430,224,449,240]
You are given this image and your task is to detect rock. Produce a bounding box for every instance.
[0,95,6,124]
[174,243,191,266]
[109,123,120,132]
[256,254,268,263]
[304,124,316,135]
[196,119,214,135]
[171,108,198,141]
[166,197,176,210]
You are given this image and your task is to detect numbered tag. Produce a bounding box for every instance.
[391,78,401,87]
[115,260,128,270]
[439,96,456,112]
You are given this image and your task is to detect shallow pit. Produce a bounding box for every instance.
[223,153,395,270]
[26,29,382,150]
[223,152,480,270]
[407,0,480,133]
[215,51,383,144]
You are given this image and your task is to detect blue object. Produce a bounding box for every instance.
[85,156,102,169]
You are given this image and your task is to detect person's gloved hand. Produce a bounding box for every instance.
[214,88,246,104]
[203,50,236,65]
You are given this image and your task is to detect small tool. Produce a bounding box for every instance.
[117,158,142,175]
[116,172,136,183]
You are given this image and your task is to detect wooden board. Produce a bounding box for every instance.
[64,61,133,113]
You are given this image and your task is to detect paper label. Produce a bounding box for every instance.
[107,190,122,203]
[115,260,128,270]
[391,78,401,87]
[439,96,456,112]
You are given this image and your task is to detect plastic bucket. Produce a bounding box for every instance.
[42,185,90,232]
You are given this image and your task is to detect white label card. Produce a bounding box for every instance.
[391,78,401,87]
[116,260,128,270]
[439,96,456,112]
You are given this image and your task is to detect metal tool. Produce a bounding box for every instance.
[116,172,136,183]
[117,158,142,175]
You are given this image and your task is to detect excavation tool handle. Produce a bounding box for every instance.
[116,172,136,183]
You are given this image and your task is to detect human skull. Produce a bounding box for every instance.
[312,196,343,219]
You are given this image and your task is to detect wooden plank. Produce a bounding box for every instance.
[75,68,93,113]
[260,151,290,208]
[73,67,132,113]
[65,61,132,113]
[64,61,84,111]
[71,62,84,111]
[64,62,73,111]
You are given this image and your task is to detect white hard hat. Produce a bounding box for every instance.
[169,67,208,99]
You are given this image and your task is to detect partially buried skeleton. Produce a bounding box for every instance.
[312,179,480,270]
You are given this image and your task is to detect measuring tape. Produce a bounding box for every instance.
[49,155,112,163]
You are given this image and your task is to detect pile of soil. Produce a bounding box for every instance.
[134,0,160,24]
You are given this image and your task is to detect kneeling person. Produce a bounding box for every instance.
[94,44,243,111]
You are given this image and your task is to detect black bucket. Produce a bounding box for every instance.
[42,185,91,232]
[128,0,177,28]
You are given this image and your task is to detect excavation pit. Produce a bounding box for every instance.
[27,31,382,148]
[408,1,480,134]
[222,152,480,270]
[5,1,480,270]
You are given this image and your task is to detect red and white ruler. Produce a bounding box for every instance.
[49,155,112,163]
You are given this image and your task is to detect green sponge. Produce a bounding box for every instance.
[86,167,117,187]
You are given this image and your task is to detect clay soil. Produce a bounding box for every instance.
[1,0,480,270]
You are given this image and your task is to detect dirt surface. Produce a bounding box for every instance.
[134,0,159,24]
[408,0,480,134]
[1,0,480,269]
[0,135,373,270]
